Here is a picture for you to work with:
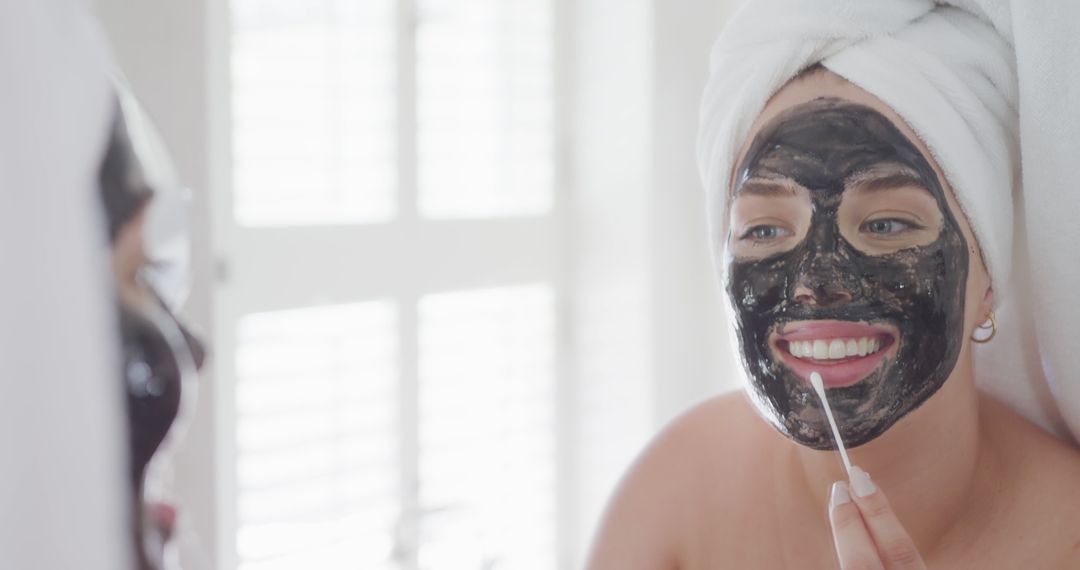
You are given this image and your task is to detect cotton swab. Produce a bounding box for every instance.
[810,371,852,478]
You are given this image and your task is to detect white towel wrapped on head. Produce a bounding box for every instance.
[698,0,1080,444]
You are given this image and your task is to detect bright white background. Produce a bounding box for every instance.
[93,0,740,568]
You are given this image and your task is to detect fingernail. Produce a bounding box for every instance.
[850,465,876,498]
[829,481,851,510]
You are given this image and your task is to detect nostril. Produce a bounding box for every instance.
[820,289,853,307]
[792,284,852,307]
[793,284,817,306]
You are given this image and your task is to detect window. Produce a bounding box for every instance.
[416,0,553,218]
[232,0,398,226]
[221,0,561,568]
[234,302,399,569]
[417,286,556,568]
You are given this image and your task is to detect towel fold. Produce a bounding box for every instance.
[699,0,1080,444]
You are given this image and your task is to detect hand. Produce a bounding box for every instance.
[138,502,178,570]
[828,466,926,570]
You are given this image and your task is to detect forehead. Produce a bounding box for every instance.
[738,98,936,197]
[731,70,969,207]
[734,69,937,186]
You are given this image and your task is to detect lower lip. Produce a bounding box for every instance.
[774,339,893,388]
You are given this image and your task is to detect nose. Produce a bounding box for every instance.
[790,217,858,308]
[792,282,853,308]
[791,247,857,308]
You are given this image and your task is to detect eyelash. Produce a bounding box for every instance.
[738,224,793,244]
[735,213,925,247]
[860,218,926,236]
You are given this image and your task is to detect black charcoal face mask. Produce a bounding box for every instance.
[726,98,968,449]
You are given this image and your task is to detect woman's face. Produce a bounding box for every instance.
[101,102,207,570]
[112,205,206,485]
[724,71,990,449]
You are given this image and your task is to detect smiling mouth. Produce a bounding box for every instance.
[769,320,898,388]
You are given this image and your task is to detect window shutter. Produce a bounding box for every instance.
[232,0,398,226]
[417,0,554,218]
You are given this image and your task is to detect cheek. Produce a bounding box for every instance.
[863,241,967,338]
[861,250,939,304]
[727,258,790,314]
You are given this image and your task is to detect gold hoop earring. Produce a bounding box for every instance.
[972,311,997,344]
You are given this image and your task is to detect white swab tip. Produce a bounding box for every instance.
[810,371,824,393]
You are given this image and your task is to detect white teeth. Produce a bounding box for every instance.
[788,336,886,361]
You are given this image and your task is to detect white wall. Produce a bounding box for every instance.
[569,0,738,565]
[651,0,739,424]
[568,0,656,564]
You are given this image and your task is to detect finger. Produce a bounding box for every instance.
[829,481,884,570]
[848,466,926,570]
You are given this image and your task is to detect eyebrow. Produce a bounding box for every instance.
[735,178,804,197]
[846,169,933,195]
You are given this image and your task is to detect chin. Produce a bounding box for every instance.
[743,348,951,451]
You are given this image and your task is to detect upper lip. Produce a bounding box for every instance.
[773,320,897,343]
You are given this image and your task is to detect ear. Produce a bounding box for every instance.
[978,286,994,321]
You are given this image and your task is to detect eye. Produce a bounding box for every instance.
[860,218,923,236]
[740,224,793,243]
[135,257,166,282]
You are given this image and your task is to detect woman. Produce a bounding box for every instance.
[587,2,1080,568]
[100,90,207,570]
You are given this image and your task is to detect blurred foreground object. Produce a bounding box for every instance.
[0,1,131,569]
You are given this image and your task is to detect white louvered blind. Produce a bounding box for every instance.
[226,0,561,568]
[232,0,397,226]
[234,303,399,570]
[417,0,553,218]
[417,285,556,569]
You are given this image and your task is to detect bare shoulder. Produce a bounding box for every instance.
[981,395,1080,564]
[585,390,781,569]
[1013,418,1080,563]
[654,390,777,474]
[629,390,777,496]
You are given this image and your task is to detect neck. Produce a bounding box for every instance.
[791,354,1002,556]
